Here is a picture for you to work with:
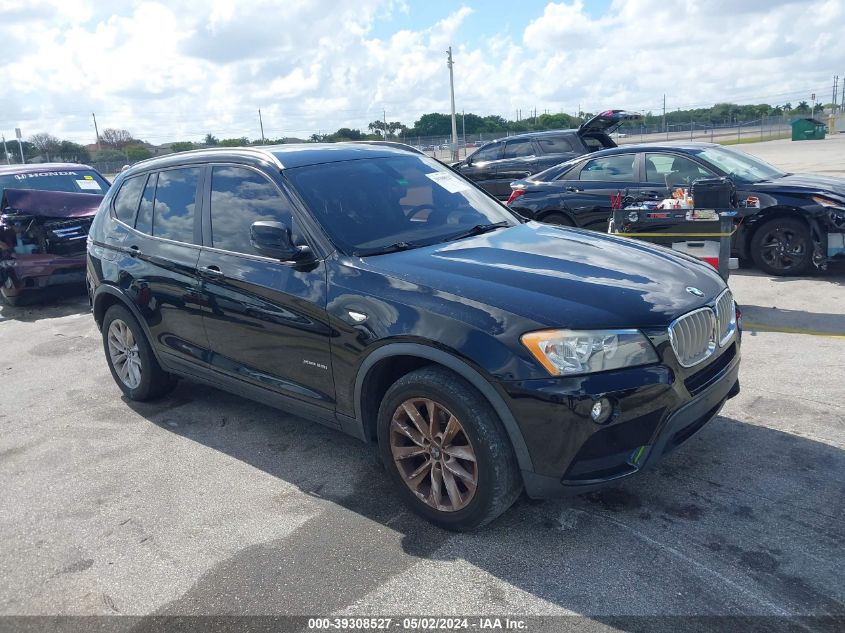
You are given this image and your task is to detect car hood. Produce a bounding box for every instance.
[750,174,845,199]
[360,222,726,329]
[1,189,103,218]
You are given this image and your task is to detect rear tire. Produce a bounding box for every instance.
[750,217,812,276]
[377,366,522,531]
[542,212,574,227]
[102,304,176,401]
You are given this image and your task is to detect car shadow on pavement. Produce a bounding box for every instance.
[740,304,845,336]
[124,381,844,625]
[731,262,845,287]
[0,286,89,322]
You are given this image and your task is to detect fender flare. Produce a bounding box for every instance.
[92,284,165,365]
[353,342,535,473]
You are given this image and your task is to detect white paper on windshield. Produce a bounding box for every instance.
[425,171,471,194]
[76,179,102,191]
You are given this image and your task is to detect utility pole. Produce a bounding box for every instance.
[92,112,100,150]
[383,109,388,139]
[461,109,466,152]
[446,46,459,161]
[258,109,265,144]
[833,76,839,114]
[663,94,667,140]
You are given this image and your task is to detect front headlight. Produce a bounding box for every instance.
[521,329,659,376]
[811,195,845,211]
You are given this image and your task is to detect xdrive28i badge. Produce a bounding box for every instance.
[686,287,705,297]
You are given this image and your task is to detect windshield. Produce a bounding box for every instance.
[0,169,109,203]
[284,154,518,255]
[692,146,786,184]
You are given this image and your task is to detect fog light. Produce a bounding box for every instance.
[590,397,612,424]
[627,211,639,222]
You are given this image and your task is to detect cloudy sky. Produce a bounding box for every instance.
[0,0,843,145]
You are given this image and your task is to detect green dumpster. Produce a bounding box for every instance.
[791,117,826,141]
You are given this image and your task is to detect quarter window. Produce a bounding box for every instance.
[536,136,575,154]
[151,168,200,243]
[113,175,145,225]
[579,155,635,181]
[134,173,156,234]
[209,166,296,256]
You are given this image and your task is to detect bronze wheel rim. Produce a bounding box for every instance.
[389,398,478,512]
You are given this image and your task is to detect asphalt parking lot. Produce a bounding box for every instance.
[1,140,844,631]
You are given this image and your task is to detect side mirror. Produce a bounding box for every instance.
[249,221,312,262]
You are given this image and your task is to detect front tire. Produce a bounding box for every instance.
[377,366,522,531]
[750,217,812,276]
[102,304,176,401]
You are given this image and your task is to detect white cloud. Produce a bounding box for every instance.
[0,0,842,146]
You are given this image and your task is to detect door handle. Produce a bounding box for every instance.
[200,265,223,278]
[641,190,663,200]
[128,245,140,257]
[565,186,583,192]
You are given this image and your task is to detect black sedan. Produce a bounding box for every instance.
[507,143,845,276]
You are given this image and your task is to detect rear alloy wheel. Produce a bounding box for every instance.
[542,212,574,227]
[378,367,522,531]
[750,217,812,276]
[102,304,176,401]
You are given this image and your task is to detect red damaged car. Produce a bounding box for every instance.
[0,163,110,305]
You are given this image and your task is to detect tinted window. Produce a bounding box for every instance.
[470,143,501,162]
[113,175,145,224]
[536,136,575,154]
[579,154,635,181]
[285,154,516,256]
[502,140,534,159]
[135,173,156,234]
[646,153,715,186]
[151,168,200,243]
[210,166,296,255]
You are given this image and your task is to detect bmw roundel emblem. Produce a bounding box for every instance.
[686,287,705,297]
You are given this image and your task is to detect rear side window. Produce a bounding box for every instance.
[112,175,145,225]
[579,154,636,181]
[536,136,575,154]
[502,140,534,159]
[151,168,200,243]
[209,166,296,256]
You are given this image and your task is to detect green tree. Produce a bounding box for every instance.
[170,142,194,153]
[368,120,386,137]
[218,137,249,147]
[56,141,91,163]
[125,144,151,161]
[204,134,219,146]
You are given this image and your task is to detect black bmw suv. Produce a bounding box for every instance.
[87,143,740,530]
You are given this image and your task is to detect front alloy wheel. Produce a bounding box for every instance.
[107,319,142,389]
[390,398,478,512]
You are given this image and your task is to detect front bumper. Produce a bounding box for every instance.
[1,254,87,300]
[502,338,740,499]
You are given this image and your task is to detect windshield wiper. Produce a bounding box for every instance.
[352,241,424,257]
[443,221,511,242]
